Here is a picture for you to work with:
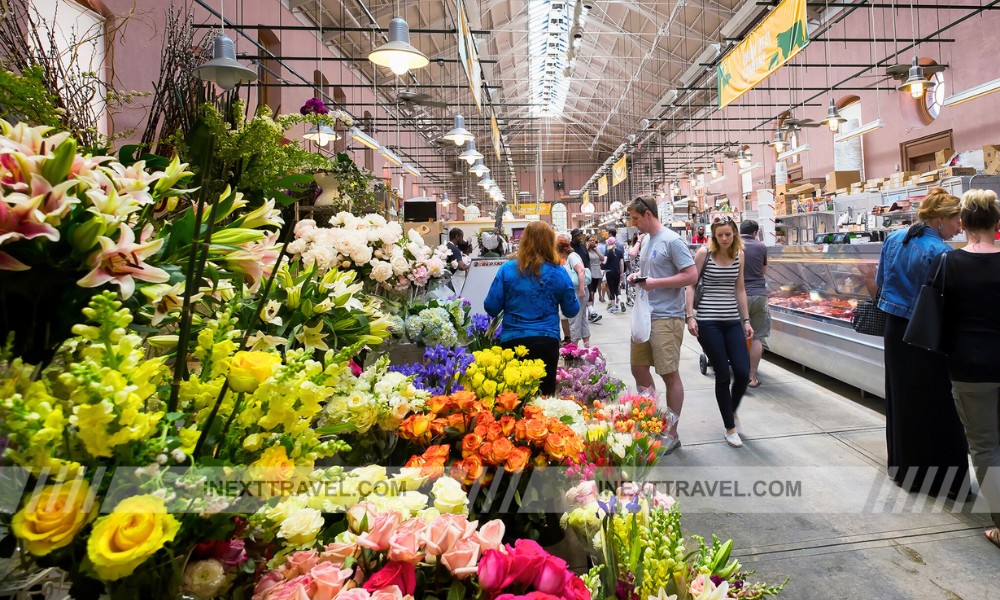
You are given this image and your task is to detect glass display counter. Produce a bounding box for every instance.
[765,243,885,398]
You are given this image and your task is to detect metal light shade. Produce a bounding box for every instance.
[458,140,484,165]
[368,17,429,76]
[478,176,495,189]
[193,34,257,91]
[402,163,420,177]
[443,114,474,146]
[303,124,339,146]
[768,130,787,152]
[469,159,490,177]
[899,56,934,99]
[823,98,847,132]
[349,126,380,150]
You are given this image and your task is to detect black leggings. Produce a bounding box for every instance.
[502,336,561,396]
[606,272,621,299]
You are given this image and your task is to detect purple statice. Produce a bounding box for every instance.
[299,97,329,115]
[390,344,474,395]
[556,361,625,404]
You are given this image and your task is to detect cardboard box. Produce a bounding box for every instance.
[788,182,817,195]
[922,167,977,179]
[935,148,955,166]
[825,170,861,193]
[984,144,1000,175]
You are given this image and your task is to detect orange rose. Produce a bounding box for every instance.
[505,447,532,472]
[523,405,544,419]
[474,423,489,439]
[425,445,452,460]
[484,437,515,464]
[475,411,495,426]
[400,414,431,440]
[495,392,520,413]
[461,434,483,458]
[427,395,450,413]
[544,433,569,460]
[498,416,516,437]
[430,418,449,438]
[421,457,447,480]
[533,454,549,468]
[523,419,549,444]
[446,413,468,434]
[452,391,477,410]
[449,455,485,486]
[513,420,527,442]
[485,422,504,442]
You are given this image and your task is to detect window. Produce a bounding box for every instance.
[258,28,281,113]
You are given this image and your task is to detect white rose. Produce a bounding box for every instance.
[351,465,388,486]
[396,491,430,516]
[393,467,429,492]
[424,257,444,277]
[350,244,373,265]
[390,254,410,275]
[182,559,227,599]
[370,261,393,283]
[417,507,442,522]
[278,506,325,545]
[432,477,470,514]
[294,219,317,237]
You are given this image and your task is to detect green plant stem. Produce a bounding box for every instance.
[215,391,246,458]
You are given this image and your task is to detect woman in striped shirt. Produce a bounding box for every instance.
[685,218,754,448]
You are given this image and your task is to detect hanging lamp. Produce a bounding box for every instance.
[368,17,429,76]
[194,34,257,90]
[768,130,787,153]
[478,176,495,189]
[442,114,474,146]
[899,56,934,99]
[821,98,847,132]
[470,159,490,177]
[303,124,339,146]
[458,140,484,165]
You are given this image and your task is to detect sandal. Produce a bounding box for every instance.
[986,528,1000,550]
[748,378,761,388]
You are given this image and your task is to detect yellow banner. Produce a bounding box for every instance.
[612,155,628,186]
[597,176,608,197]
[581,190,589,206]
[490,113,502,160]
[717,0,809,108]
[516,203,551,216]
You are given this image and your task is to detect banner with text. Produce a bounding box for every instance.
[516,203,551,216]
[716,0,809,108]
[456,0,483,112]
[597,176,609,197]
[612,155,628,186]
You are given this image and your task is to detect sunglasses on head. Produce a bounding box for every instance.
[633,197,653,214]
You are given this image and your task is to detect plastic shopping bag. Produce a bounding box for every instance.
[631,288,651,343]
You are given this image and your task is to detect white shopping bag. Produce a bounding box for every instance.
[630,288,651,343]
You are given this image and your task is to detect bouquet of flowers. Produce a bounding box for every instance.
[562,486,787,600]
[556,344,625,404]
[389,345,475,395]
[386,297,471,349]
[571,394,673,481]
[461,346,547,405]
[288,214,452,296]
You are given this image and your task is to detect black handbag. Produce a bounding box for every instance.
[693,254,707,307]
[852,289,887,337]
[903,253,948,353]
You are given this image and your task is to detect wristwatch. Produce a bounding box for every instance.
[742,318,751,323]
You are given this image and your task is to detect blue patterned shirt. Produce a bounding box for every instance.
[484,261,580,342]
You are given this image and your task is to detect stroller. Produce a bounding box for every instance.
[698,337,753,375]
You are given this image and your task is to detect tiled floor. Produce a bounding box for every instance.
[584,301,1000,599]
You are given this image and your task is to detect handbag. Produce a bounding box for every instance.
[692,254,707,307]
[903,253,947,353]
[852,289,887,337]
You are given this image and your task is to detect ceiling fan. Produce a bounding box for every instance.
[779,112,821,130]
[885,60,946,81]
[396,89,447,108]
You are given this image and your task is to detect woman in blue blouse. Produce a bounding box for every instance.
[484,221,580,395]
[877,187,970,497]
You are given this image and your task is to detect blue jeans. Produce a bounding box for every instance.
[697,319,751,430]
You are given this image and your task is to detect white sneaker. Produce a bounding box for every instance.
[725,431,743,448]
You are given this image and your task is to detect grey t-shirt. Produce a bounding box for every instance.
[639,227,695,319]
[741,234,768,296]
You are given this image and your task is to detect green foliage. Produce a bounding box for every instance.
[0,66,64,129]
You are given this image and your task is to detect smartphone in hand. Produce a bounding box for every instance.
[633,276,648,284]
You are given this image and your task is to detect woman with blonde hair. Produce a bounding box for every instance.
[935,189,1000,547]
[877,187,969,497]
[685,218,753,447]
[484,221,579,395]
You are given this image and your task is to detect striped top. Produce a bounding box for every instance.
[696,254,741,320]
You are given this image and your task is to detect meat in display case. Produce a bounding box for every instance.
[764,243,885,398]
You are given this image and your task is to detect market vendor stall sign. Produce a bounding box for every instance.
[597,175,609,197]
[717,0,809,108]
[516,202,551,216]
[612,155,628,186]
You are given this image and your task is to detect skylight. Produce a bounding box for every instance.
[528,0,579,117]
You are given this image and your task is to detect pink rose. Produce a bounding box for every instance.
[422,515,464,556]
[504,539,547,587]
[336,589,372,600]
[652,492,675,510]
[283,550,318,577]
[564,481,598,507]
[358,511,402,552]
[311,563,353,600]
[617,481,640,501]
[262,576,312,600]
[252,571,285,600]
[441,538,480,579]
[388,528,425,565]
[369,585,406,600]
[477,549,510,592]
[473,520,505,552]
[319,541,357,565]
[533,555,570,595]
[347,501,378,533]
[362,561,416,596]
[560,574,590,600]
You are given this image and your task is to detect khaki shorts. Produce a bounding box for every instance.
[748,295,771,339]
[631,318,685,375]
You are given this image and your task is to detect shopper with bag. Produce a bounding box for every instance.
[685,218,753,448]
[877,187,969,497]
[933,189,1000,548]
[603,237,625,313]
[484,221,579,396]
[626,197,698,454]
[558,235,591,347]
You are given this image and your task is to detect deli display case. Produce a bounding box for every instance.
[765,243,885,398]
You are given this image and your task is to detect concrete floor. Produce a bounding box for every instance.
[583,302,1000,599]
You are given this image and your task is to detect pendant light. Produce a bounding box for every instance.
[767,130,787,153]
[470,159,490,177]
[821,98,847,132]
[899,56,934,99]
[303,124,338,146]
[458,140,484,165]
[442,114,474,146]
[194,34,257,90]
[368,17,429,76]
[478,175,495,189]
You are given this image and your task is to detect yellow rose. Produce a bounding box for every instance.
[12,482,95,556]
[87,495,181,580]
[227,351,281,393]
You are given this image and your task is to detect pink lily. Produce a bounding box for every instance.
[29,174,80,221]
[0,194,60,246]
[221,231,281,292]
[0,251,28,271]
[77,223,169,299]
